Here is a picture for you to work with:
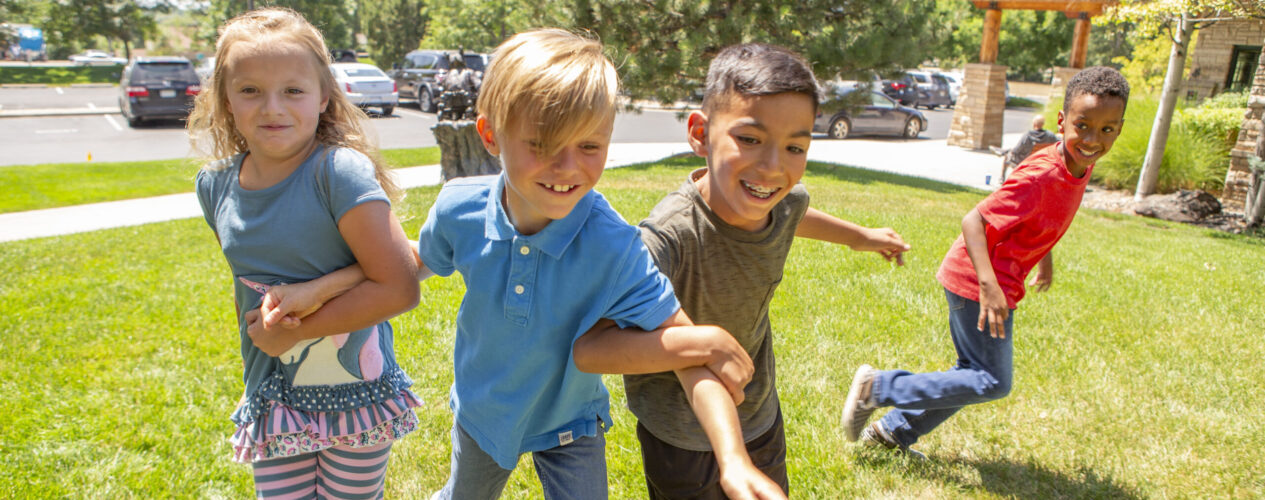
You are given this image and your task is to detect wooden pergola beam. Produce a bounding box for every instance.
[970,1,1107,16]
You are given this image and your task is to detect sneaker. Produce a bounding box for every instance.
[841,364,879,441]
[988,146,1006,156]
[860,422,927,460]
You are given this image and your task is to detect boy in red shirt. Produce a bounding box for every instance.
[841,67,1129,457]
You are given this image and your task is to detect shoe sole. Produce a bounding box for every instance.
[842,364,877,442]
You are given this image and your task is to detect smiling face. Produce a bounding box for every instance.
[690,92,815,232]
[223,42,329,172]
[477,115,613,235]
[1058,93,1125,177]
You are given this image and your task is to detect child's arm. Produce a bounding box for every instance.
[573,310,753,404]
[260,240,435,328]
[795,207,910,265]
[961,208,1009,338]
[1029,252,1053,292]
[247,203,421,356]
[676,367,787,500]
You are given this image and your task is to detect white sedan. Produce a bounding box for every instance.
[70,50,127,66]
[330,62,398,116]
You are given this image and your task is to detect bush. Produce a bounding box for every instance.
[1199,90,1249,109]
[1043,95,1233,193]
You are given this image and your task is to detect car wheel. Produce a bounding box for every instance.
[828,117,851,140]
[904,117,921,139]
[419,88,434,113]
[927,104,938,110]
[127,115,142,127]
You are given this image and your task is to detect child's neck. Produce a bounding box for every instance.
[238,141,319,191]
[1058,144,1089,179]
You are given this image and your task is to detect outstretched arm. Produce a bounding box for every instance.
[677,367,787,500]
[573,310,753,404]
[795,207,909,265]
[247,202,421,356]
[961,208,1008,338]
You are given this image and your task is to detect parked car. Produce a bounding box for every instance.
[939,72,963,104]
[70,50,126,66]
[330,62,398,116]
[907,70,952,109]
[387,50,488,113]
[330,49,358,63]
[118,56,200,127]
[814,84,927,140]
[881,73,919,108]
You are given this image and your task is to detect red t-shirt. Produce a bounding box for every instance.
[936,143,1092,309]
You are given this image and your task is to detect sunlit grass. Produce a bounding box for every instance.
[1,159,1261,497]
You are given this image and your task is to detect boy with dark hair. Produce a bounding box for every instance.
[842,66,1129,457]
[604,43,911,497]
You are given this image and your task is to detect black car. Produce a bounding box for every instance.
[118,56,200,127]
[881,74,919,107]
[387,50,488,113]
[814,85,928,140]
[907,70,953,109]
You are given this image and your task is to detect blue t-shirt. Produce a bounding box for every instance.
[417,174,680,469]
[196,145,413,426]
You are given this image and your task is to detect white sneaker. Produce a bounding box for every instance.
[841,364,879,441]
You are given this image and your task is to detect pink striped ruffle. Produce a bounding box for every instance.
[231,390,421,463]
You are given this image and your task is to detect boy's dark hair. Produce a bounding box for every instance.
[1064,66,1130,111]
[702,43,821,113]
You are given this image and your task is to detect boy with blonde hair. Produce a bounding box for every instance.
[615,43,911,498]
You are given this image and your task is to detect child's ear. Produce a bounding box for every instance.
[1056,110,1065,136]
[687,111,709,158]
[476,115,500,155]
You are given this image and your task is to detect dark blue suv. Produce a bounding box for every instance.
[118,57,200,127]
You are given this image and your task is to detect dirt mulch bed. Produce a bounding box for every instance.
[1080,185,1253,235]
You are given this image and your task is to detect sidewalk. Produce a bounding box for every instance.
[0,136,1018,243]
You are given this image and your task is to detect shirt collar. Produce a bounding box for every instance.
[483,173,595,258]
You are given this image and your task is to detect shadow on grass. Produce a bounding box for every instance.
[613,155,980,196]
[857,452,1144,499]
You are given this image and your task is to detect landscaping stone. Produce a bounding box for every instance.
[1134,190,1222,223]
[432,121,500,182]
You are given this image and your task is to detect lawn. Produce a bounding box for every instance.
[0,65,122,85]
[1,158,1261,498]
[0,146,441,214]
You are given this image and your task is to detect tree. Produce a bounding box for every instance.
[41,0,165,58]
[203,0,355,50]
[360,0,426,68]
[571,0,938,105]
[419,0,560,52]
[1103,0,1265,200]
[930,3,1077,81]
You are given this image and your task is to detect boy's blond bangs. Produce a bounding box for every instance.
[477,29,618,157]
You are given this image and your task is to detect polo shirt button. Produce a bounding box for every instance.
[515,285,525,294]
[520,245,530,255]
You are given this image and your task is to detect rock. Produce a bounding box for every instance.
[432,121,501,182]
[1134,190,1222,223]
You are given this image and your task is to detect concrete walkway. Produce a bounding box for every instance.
[0,136,1020,243]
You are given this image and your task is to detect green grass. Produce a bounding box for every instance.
[1005,96,1042,109]
[0,65,122,85]
[0,146,440,214]
[2,159,1262,497]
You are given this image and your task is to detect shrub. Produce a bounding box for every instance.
[0,66,120,85]
[1199,90,1249,109]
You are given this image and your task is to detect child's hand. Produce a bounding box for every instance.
[697,326,754,405]
[977,283,1009,339]
[853,227,910,266]
[1028,254,1054,293]
[261,282,325,329]
[719,460,787,500]
[245,308,300,356]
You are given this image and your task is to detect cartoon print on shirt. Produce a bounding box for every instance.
[238,277,385,386]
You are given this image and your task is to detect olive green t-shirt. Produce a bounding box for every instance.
[625,168,809,451]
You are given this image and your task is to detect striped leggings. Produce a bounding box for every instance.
[252,441,393,499]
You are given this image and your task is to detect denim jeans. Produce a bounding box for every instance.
[436,422,608,500]
[874,288,1014,448]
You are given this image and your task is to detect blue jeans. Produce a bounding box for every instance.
[874,288,1014,448]
[436,423,608,500]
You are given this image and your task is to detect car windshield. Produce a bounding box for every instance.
[343,68,386,78]
[463,54,486,71]
[910,73,929,83]
[134,63,195,82]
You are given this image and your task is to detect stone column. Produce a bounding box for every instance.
[1048,67,1082,105]
[1222,47,1265,214]
[948,63,1008,150]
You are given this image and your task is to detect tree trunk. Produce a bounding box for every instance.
[1135,12,1195,201]
[432,121,501,182]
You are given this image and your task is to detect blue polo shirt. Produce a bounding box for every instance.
[417,174,680,470]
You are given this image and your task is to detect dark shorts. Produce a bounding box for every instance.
[635,407,789,499]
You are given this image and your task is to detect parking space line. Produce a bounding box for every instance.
[87,102,96,109]
[395,108,429,119]
[55,87,64,95]
[103,114,122,131]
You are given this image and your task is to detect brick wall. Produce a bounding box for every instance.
[1184,19,1265,102]
[1223,50,1265,214]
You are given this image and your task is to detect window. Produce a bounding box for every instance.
[1225,45,1261,92]
[870,92,894,107]
[413,54,436,69]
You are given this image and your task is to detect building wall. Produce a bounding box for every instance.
[1185,19,1265,102]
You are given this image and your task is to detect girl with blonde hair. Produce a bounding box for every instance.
[189,8,420,497]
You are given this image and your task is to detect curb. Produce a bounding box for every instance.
[0,107,119,118]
